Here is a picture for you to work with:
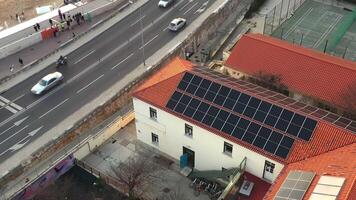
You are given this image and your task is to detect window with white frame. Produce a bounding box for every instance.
[185,124,193,137]
[149,107,157,120]
[223,142,233,155]
[151,133,159,144]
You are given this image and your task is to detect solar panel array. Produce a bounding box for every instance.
[176,72,317,141]
[192,66,356,134]
[274,170,315,200]
[164,72,320,159]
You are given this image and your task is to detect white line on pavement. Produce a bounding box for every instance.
[74,50,96,64]
[139,34,159,50]
[163,26,169,31]
[183,2,199,15]
[0,101,17,114]
[112,53,135,70]
[0,150,10,158]
[0,116,28,137]
[0,125,28,145]
[130,15,146,27]
[38,98,69,119]
[76,74,104,94]
[179,0,192,11]
[0,95,23,112]
[12,94,25,102]
[91,19,104,28]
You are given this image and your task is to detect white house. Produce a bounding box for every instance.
[132,57,356,187]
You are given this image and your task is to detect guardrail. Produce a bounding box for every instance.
[0,0,132,86]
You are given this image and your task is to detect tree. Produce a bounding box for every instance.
[250,71,289,95]
[110,153,161,200]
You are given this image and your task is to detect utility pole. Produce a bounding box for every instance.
[140,7,146,66]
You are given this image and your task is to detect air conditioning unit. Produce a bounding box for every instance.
[239,180,254,197]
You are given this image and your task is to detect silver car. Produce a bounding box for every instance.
[31,72,63,95]
[168,18,186,31]
[158,0,174,7]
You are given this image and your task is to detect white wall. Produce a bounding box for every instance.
[133,98,284,182]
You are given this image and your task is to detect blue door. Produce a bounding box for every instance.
[180,154,188,169]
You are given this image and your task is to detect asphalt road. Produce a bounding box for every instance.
[0,0,215,162]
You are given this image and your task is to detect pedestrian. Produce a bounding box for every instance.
[15,13,18,20]
[63,13,66,20]
[36,23,40,30]
[33,25,38,32]
[49,18,53,26]
[53,28,57,37]
[72,32,76,38]
[58,9,63,20]
[66,20,71,29]
[10,65,14,72]
[19,58,23,65]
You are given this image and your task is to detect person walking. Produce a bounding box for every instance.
[58,9,63,21]
[72,32,76,38]
[10,65,14,72]
[19,58,23,65]
[49,18,53,26]
[33,25,38,32]
[36,23,40,30]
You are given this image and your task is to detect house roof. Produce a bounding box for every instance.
[134,59,356,165]
[264,143,356,200]
[225,33,356,109]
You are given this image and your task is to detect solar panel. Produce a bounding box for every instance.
[275,170,315,200]
[310,175,345,200]
[166,72,315,159]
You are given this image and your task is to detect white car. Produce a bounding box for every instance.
[158,0,174,7]
[31,72,63,95]
[168,18,186,31]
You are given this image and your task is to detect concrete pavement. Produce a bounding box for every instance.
[81,122,210,200]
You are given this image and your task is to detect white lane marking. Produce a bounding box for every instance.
[194,1,208,13]
[12,94,25,102]
[183,2,199,15]
[130,15,146,27]
[38,98,69,119]
[163,26,169,31]
[0,95,23,112]
[0,149,10,157]
[91,19,104,28]
[179,0,192,11]
[0,101,17,113]
[0,116,29,137]
[76,74,104,94]
[74,50,96,64]
[0,125,28,145]
[6,126,42,153]
[112,53,135,70]
[139,34,159,50]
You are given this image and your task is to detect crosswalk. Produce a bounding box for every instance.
[0,96,23,114]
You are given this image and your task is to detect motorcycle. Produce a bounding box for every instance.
[56,56,68,68]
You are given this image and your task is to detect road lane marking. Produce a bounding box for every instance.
[0,95,23,113]
[38,98,69,119]
[74,50,96,64]
[130,15,145,27]
[91,19,104,28]
[0,150,10,158]
[12,94,25,102]
[194,1,208,13]
[179,0,192,11]
[112,53,135,70]
[139,34,159,50]
[183,2,199,15]
[0,116,29,137]
[0,125,28,145]
[76,74,104,94]
[163,26,169,31]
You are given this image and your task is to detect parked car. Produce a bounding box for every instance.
[31,72,63,95]
[168,18,186,31]
[158,0,174,7]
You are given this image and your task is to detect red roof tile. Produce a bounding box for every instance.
[225,34,356,109]
[134,59,356,164]
[264,143,356,200]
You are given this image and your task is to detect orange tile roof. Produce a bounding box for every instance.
[264,143,356,200]
[225,33,356,109]
[134,59,356,165]
[135,57,193,92]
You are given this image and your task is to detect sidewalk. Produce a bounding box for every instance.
[0,0,120,81]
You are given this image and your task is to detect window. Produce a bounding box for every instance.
[185,124,193,137]
[151,133,159,144]
[150,107,157,119]
[223,142,233,155]
[265,160,275,173]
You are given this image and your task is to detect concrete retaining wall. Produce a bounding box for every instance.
[74,111,135,160]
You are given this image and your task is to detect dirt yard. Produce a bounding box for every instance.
[0,0,64,29]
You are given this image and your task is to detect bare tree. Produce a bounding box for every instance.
[110,154,161,200]
[250,71,289,95]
